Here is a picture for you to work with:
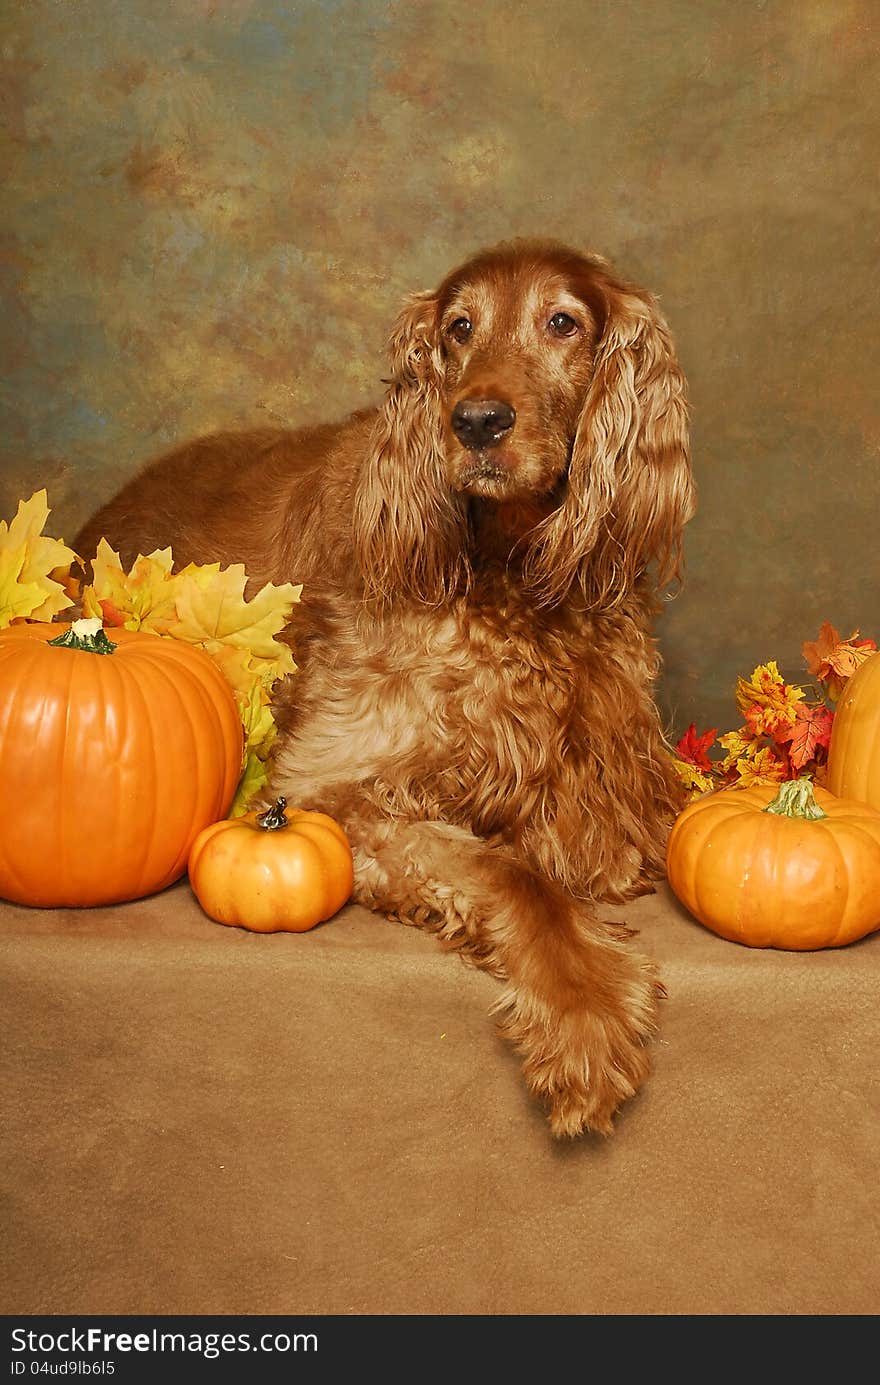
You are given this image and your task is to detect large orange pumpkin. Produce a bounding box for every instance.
[666,778,880,950]
[188,797,354,932]
[826,651,880,811]
[0,619,243,907]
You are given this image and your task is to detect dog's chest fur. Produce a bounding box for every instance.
[272,589,653,840]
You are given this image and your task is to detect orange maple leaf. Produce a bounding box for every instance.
[778,703,834,771]
[802,620,839,677]
[803,621,877,700]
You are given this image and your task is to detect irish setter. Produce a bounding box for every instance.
[74,239,694,1138]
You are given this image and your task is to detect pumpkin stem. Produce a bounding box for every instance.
[48,617,116,655]
[764,777,827,820]
[256,797,289,831]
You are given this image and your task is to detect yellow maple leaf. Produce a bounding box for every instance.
[167,563,300,673]
[196,640,290,701]
[201,645,283,813]
[81,540,181,632]
[731,745,786,787]
[231,750,272,818]
[672,758,715,799]
[717,727,758,772]
[0,547,46,626]
[237,680,278,759]
[0,490,77,628]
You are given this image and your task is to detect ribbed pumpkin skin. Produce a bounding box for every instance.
[0,623,243,907]
[826,653,880,811]
[666,784,880,950]
[188,808,354,932]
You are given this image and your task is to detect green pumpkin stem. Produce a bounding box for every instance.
[48,618,116,655]
[763,777,827,820]
[256,797,289,831]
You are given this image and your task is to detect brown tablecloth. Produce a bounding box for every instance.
[2,878,877,1316]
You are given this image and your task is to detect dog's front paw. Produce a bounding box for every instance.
[493,931,662,1138]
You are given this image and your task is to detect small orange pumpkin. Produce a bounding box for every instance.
[0,619,243,908]
[666,778,880,950]
[187,797,354,932]
[826,651,880,811]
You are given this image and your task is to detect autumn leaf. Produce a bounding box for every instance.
[717,727,758,773]
[735,660,804,738]
[672,759,716,799]
[231,750,272,818]
[674,723,718,771]
[226,675,283,816]
[207,643,275,698]
[802,621,839,677]
[81,540,181,631]
[0,490,78,628]
[778,703,834,771]
[731,744,786,787]
[167,564,300,675]
[802,621,877,701]
[0,549,46,627]
[236,678,278,759]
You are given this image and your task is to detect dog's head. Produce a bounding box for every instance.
[354,239,693,608]
[432,243,604,503]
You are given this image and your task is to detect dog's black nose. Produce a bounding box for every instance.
[451,398,516,450]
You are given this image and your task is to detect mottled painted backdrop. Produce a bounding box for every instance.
[3,0,878,733]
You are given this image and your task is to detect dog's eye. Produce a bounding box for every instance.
[548,312,579,338]
[446,317,473,344]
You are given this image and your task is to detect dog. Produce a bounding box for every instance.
[74,238,694,1138]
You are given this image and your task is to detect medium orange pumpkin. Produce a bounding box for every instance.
[0,619,243,907]
[666,778,880,950]
[826,651,880,811]
[188,797,354,932]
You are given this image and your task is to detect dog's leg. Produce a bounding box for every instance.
[345,812,661,1139]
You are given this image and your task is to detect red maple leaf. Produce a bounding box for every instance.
[778,703,834,771]
[675,723,718,771]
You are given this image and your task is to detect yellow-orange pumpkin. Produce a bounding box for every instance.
[826,651,880,810]
[666,778,880,950]
[0,619,243,907]
[188,797,354,933]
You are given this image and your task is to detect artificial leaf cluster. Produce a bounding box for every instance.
[80,541,301,813]
[0,491,301,814]
[674,623,877,800]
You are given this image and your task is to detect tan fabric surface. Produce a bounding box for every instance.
[2,879,877,1317]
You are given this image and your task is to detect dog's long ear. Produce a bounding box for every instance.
[353,289,469,605]
[526,272,693,609]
